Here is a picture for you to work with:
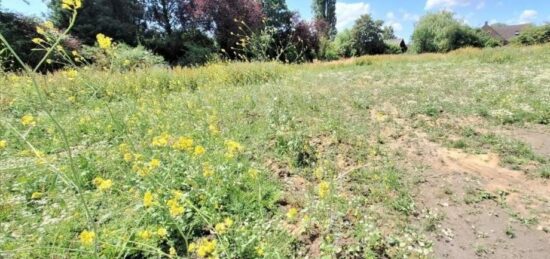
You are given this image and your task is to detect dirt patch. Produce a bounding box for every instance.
[504,127,550,157]
[395,133,550,258]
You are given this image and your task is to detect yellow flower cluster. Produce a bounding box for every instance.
[166,191,185,218]
[79,230,95,246]
[194,145,206,156]
[143,191,154,207]
[92,177,113,191]
[31,192,44,200]
[64,69,78,80]
[202,163,214,178]
[188,238,218,258]
[96,33,112,49]
[248,168,258,179]
[318,181,330,199]
[138,230,152,240]
[21,114,36,127]
[224,140,243,158]
[0,140,6,150]
[152,132,170,147]
[157,227,168,238]
[214,218,234,235]
[62,0,82,10]
[172,136,193,151]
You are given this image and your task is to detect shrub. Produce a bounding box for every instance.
[511,25,550,46]
[333,29,356,58]
[81,43,165,71]
[143,30,217,67]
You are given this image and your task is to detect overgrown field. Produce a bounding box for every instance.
[1,45,549,258]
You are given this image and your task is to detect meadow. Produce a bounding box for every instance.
[1,44,549,258]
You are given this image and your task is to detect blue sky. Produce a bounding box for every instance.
[3,0,549,41]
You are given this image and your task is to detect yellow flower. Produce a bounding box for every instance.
[202,163,214,178]
[79,230,95,246]
[255,245,265,256]
[194,145,206,156]
[32,38,44,44]
[93,177,113,191]
[214,218,233,234]
[123,152,133,162]
[208,124,220,135]
[0,140,7,150]
[36,26,45,35]
[64,69,78,80]
[188,242,197,253]
[152,132,170,147]
[157,227,168,238]
[43,21,54,29]
[318,181,330,199]
[166,193,185,218]
[287,207,298,220]
[21,114,36,127]
[224,217,234,227]
[225,140,243,158]
[96,33,112,49]
[143,191,154,207]
[62,0,82,10]
[248,168,258,179]
[31,192,44,199]
[169,247,177,256]
[173,136,193,151]
[149,158,161,170]
[192,238,217,258]
[138,230,151,240]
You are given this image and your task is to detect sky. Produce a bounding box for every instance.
[2,0,549,42]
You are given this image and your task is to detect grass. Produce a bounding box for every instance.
[1,44,549,258]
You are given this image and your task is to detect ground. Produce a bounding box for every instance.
[1,45,549,258]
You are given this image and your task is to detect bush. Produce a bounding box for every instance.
[385,44,403,54]
[143,30,217,67]
[333,29,356,58]
[81,43,165,71]
[512,25,550,46]
[412,11,487,53]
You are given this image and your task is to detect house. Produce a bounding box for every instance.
[481,22,531,44]
[384,38,408,53]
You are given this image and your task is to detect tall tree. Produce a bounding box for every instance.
[382,25,396,40]
[312,0,336,38]
[351,14,385,55]
[49,0,145,45]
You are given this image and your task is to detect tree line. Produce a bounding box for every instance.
[1,0,549,71]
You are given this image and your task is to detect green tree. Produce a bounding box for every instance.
[49,0,145,45]
[312,0,336,38]
[333,29,356,57]
[382,25,396,40]
[512,24,550,45]
[351,14,385,55]
[412,11,486,53]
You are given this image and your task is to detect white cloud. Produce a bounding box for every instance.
[402,11,420,22]
[519,10,537,23]
[425,0,485,10]
[385,12,403,32]
[336,2,371,31]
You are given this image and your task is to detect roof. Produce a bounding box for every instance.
[384,38,405,46]
[483,23,531,41]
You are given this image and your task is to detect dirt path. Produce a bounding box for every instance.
[396,133,550,258]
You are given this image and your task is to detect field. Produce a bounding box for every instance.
[1,45,549,258]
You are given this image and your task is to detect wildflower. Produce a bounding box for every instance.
[287,207,298,220]
[166,193,185,218]
[93,177,113,191]
[214,217,233,235]
[172,136,193,151]
[32,38,44,44]
[31,192,44,199]
[143,191,154,207]
[318,181,330,199]
[152,132,170,147]
[149,158,161,170]
[190,238,217,258]
[43,21,54,29]
[64,69,78,80]
[248,168,258,179]
[0,140,6,150]
[36,26,45,35]
[67,96,76,103]
[169,247,177,257]
[208,124,220,135]
[137,230,151,240]
[96,33,112,49]
[194,145,206,156]
[157,227,168,238]
[123,152,133,162]
[202,163,214,178]
[225,140,243,158]
[21,114,36,127]
[255,245,265,256]
[61,0,82,10]
[79,230,95,246]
